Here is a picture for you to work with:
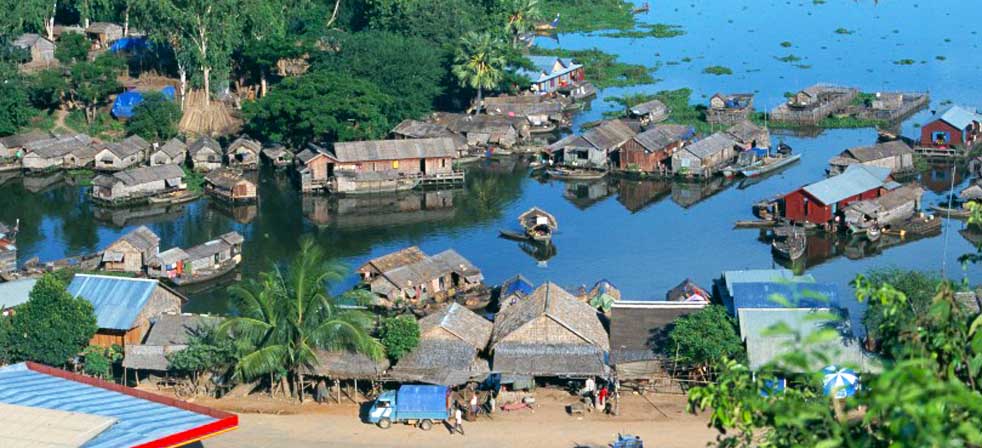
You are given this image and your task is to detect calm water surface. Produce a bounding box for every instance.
[3,0,980,312]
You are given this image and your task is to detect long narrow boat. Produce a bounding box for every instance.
[930,205,972,219]
[546,167,606,180]
[741,154,802,177]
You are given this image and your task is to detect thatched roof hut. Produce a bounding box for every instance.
[608,301,706,379]
[491,283,609,379]
[122,314,222,371]
[303,350,390,380]
[390,303,493,385]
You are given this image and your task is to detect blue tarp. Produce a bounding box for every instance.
[728,281,839,314]
[110,36,149,53]
[501,274,534,298]
[112,86,176,118]
[396,385,448,414]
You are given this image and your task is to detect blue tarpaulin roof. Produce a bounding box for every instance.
[109,36,148,53]
[501,274,534,297]
[111,86,176,118]
[0,363,218,448]
[67,274,158,330]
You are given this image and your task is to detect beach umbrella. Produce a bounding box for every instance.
[822,365,859,399]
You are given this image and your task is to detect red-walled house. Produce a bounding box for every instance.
[919,105,982,148]
[782,165,892,226]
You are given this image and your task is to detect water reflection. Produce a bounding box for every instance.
[302,190,457,230]
[563,179,614,209]
[95,204,188,228]
[615,178,672,213]
[671,177,733,208]
[760,227,943,272]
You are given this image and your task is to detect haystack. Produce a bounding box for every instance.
[179,89,241,138]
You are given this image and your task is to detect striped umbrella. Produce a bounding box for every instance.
[822,365,859,399]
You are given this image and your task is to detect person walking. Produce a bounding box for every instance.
[454,407,465,435]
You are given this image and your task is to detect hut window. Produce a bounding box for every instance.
[933,131,949,144]
[392,160,399,169]
[441,159,446,168]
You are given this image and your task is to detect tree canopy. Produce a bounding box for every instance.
[126,91,181,140]
[0,81,36,136]
[666,304,745,369]
[55,32,91,65]
[380,315,419,362]
[3,274,98,366]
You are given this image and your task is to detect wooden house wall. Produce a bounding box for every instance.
[104,240,145,272]
[95,149,143,171]
[305,157,330,181]
[334,156,454,176]
[111,178,170,200]
[784,188,882,225]
[920,120,966,147]
[503,316,590,345]
[91,327,144,348]
[619,139,680,172]
[22,154,62,171]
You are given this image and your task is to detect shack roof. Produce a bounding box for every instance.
[188,136,222,156]
[544,134,591,154]
[109,225,160,252]
[67,274,168,331]
[184,233,240,261]
[721,269,814,294]
[85,22,122,34]
[98,135,150,158]
[802,164,891,205]
[331,138,457,162]
[517,56,582,82]
[961,183,982,201]
[418,302,492,350]
[931,105,982,130]
[156,137,187,157]
[261,144,291,159]
[0,130,51,149]
[843,140,913,162]
[360,246,427,274]
[12,33,53,49]
[683,132,738,160]
[205,168,254,189]
[144,313,222,346]
[99,164,184,187]
[491,342,607,378]
[226,135,261,154]
[389,339,489,386]
[0,362,237,447]
[582,120,636,151]
[25,134,92,159]
[609,301,707,365]
[303,350,389,379]
[430,249,483,281]
[492,282,608,350]
[740,308,878,372]
[484,98,564,117]
[296,144,328,164]
[0,278,37,310]
[391,119,454,139]
[149,247,189,266]
[629,99,668,116]
[630,124,693,152]
[725,120,767,144]
[729,281,839,312]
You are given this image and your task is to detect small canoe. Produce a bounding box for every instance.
[930,205,972,219]
[148,190,200,205]
[741,154,801,177]
[499,229,530,241]
[734,220,778,229]
[546,168,606,180]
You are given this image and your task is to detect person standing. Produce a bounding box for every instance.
[454,407,465,435]
[597,385,608,412]
[469,393,479,416]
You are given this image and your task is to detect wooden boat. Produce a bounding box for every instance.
[734,219,778,229]
[930,205,972,219]
[535,14,560,32]
[546,167,606,180]
[771,226,806,260]
[631,2,650,14]
[741,154,801,177]
[499,229,530,241]
[518,207,558,242]
[148,190,200,205]
[169,261,239,286]
[529,123,558,134]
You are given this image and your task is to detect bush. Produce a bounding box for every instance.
[380,315,420,362]
[703,65,733,75]
[82,345,122,379]
[55,33,91,65]
[126,91,181,140]
[5,274,98,366]
[666,305,744,368]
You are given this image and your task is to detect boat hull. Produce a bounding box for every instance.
[546,168,606,180]
[741,154,801,177]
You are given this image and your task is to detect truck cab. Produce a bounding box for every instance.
[368,391,397,425]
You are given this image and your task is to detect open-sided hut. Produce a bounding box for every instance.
[67,274,186,347]
[303,350,390,395]
[225,136,261,170]
[188,136,223,171]
[261,144,292,168]
[628,99,669,126]
[149,138,188,166]
[490,283,609,380]
[102,225,160,273]
[122,313,222,374]
[390,303,492,386]
[204,168,257,202]
[617,124,693,173]
[94,135,151,171]
[91,164,186,204]
[828,140,915,176]
[609,301,706,381]
[671,132,739,177]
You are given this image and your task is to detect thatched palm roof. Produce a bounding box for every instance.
[491,282,608,350]
[418,302,492,350]
[303,350,390,380]
[389,339,490,386]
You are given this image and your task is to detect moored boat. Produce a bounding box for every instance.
[771,226,806,260]
[148,190,201,205]
[518,207,558,242]
[741,154,801,177]
[546,167,606,180]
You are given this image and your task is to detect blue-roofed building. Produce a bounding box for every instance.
[716,269,814,305]
[66,274,185,347]
[784,164,892,226]
[728,281,839,314]
[501,274,534,299]
[0,362,237,447]
[920,104,982,149]
[515,56,585,94]
[0,278,36,316]
[740,309,878,372]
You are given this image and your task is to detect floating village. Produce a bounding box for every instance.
[0,1,980,447]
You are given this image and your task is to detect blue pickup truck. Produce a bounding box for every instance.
[368,385,450,430]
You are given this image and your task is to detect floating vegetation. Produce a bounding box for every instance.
[936,55,947,61]
[893,59,916,65]
[834,28,854,35]
[681,57,693,63]
[703,65,733,75]
[539,0,635,32]
[530,47,656,88]
[780,41,793,48]
[605,23,686,39]
[605,88,710,133]
[775,54,802,63]
[794,64,812,70]
[813,0,826,4]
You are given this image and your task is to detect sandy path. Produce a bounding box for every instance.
[202,391,717,448]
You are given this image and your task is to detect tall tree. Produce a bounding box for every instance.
[68,52,123,123]
[503,0,541,45]
[126,91,181,140]
[3,0,58,39]
[451,31,506,114]
[69,0,113,29]
[54,32,90,65]
[220,237,382,402]
[0,81,36,136]
[238,0,289,98]
[5,274,98,366]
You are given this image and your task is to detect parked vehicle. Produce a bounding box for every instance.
[612,434,644,448]
[368,385,450,430]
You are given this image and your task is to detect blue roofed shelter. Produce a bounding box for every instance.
[716,269,815,314]
[516,56,585,94]
[112,86,177,119]
[0,278,37,316]
[0,362,237,447]
[67,274,186,348]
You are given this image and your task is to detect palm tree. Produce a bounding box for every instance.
[220,237,382,402]
[504,0,543,45]
[452,32,507,115]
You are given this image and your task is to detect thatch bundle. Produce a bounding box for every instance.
[179,89,241,137]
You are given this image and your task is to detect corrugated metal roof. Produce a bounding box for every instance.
[803,164,891,205]
[933,105,982,130]
[66,274,158,330]
[683,132,738,159]
[0,363,219,448]
[0,402,117,448]
[721,269,814,295]
[739,309,877,372]
[0,278,37,309]
[730,282,839,311]
[331,138,457,162]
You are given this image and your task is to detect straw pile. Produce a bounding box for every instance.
[179,89,242,137]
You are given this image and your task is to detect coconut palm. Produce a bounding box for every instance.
[220,237,381,402]
[504,0,543,45]
[452,32,507,115]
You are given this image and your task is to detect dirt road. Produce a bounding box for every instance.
[201,390,716,448]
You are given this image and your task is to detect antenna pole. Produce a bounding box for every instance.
[941,162,957,278]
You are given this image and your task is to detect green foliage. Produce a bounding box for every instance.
[667,305,744,369]
[834,27,853,35]
[0,81,36,136]
[858,269,943,357]
[26,69,68,110]
[364,0,485,46]
[380,315,420,362]
[606,23,685,39]
[167,326,237,376]
[504,0,544,42]
[538,0,634,32]
[243,70,393,147]
[5,274,98,366]
[182,166,205,193]
[529,47,654,89]
[703,65,733,76]
[219,237,382,397]
[780,41,793,47]
[126,91,181,140]
[82,344,122,379]
[55,33,91,65]
[65,110,124,140]
[316,31,445,120]
[452,31,507,109]
[589,293,615,313]
[774,54,802,63]
[893,58,916,65]
[68,53,124,123]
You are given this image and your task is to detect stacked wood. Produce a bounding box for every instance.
[179,89,242,137]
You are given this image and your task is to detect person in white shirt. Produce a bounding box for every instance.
[454,407,465,435]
